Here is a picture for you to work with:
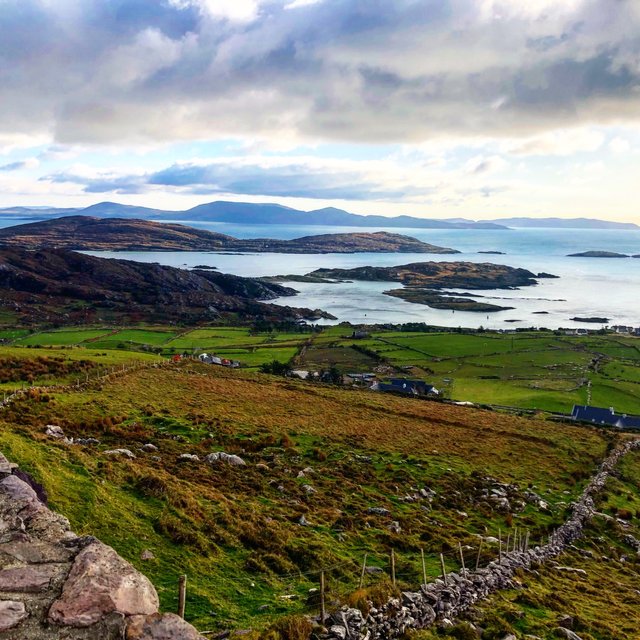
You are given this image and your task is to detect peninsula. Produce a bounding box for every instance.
[0,216,459,254]
[0,248,331,325]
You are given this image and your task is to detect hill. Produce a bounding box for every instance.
[0,248,330,324]
[0,201,508,230]
[567,250,630,258]
[0,216,459,254]
[486,216,640,230]
[0,359,637,638]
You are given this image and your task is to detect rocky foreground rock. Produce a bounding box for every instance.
[0,452,203,639]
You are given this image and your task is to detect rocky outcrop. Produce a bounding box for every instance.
[320,439,640,640]
[0,452,204,639]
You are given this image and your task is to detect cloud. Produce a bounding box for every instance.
[0,158,40,172]
[506,128,606,156]
[0,0,639,146]
[42,157,440,200]
[609,136,632,153]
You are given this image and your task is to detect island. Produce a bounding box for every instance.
[571,317,610,323]
[0,248,333,325]
[0,216,460,255]
[567,251,630,258]
[478,250,506,255]
[307,262,556,312]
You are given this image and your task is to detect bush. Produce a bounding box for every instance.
[259,615,312,640]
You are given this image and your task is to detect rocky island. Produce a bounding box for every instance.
[0,216,459,254]
[0,248,332,325]
[567,251,630,258]
[308,262,556,312]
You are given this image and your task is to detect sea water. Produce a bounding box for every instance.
[78,222,640,329]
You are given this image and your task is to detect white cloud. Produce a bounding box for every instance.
[609,136,631,154]
[506,129,605,156]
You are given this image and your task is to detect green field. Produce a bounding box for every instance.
[2,324,640,414]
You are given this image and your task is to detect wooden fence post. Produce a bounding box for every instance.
[178,575,187,619]
[359,553,367,589]
[390,549,396,588]
[320,571,326,625]
[458,542,466,574]
[475,540,483,571]
[420,548,427,585]
[440,553,447,586]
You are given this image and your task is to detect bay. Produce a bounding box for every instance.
[80,222,640,329]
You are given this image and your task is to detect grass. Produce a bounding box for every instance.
[299,329,640,414]
[0,360,613,632]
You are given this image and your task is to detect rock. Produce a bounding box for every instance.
[49,541,159,627]
[329,625,347,640]
[0,540,73,564]
[141,444,158,453]
[140,549,155,561]
[367,507,391,516]
[45,424,66,439]
[553,566,587,577]
[177,454,200,462]
[104,449,136,459]
[302,484,317,495]
[501,635,517,640]
[387,521,402,534]
[554,629,584,640]
[0,453,18,476]
[557,614,574,629]
[74,437,100,446]
[0,565,59,592]
[298,515,310,527]
[206,452,246,467]
[256,463,269,471]
[0,601,28,632]
[126,613,205,639]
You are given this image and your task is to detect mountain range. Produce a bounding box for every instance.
[0,201,637,230]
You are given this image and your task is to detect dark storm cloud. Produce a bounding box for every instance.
[1,0,639,145]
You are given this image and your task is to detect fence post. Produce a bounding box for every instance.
[498,529,502,565]
[178,575,187,619]
[359,553,368,590]
[458,542,466,574]
[475,540,483,571]
[440,553,448,586]
[420,548,427,585]
[320,571,326,625]
[390,549,396,588]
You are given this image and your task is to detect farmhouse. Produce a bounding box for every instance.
[571,405,640,429]
[374,378,439,397]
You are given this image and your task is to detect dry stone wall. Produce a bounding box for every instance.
[321,439,640,640]
[0,452,203,639]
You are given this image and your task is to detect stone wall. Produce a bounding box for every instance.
[321,439,640,640]
[0,452,204,639]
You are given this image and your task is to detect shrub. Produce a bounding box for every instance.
[259,615,312,640]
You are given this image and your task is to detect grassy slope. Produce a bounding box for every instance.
[412,449,640,640]
[0,362,615,632]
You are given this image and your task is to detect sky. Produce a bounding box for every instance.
[1,0,640,221]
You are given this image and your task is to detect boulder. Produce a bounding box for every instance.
[554,629,584,640]
[141,444,158,453]
[0,601,28,632]
[206,452,246,467]
[49,541,159,627]
[104,449,136,459]
[45,425,66,439]
[126,613,205,639]
[177,454,200,462]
